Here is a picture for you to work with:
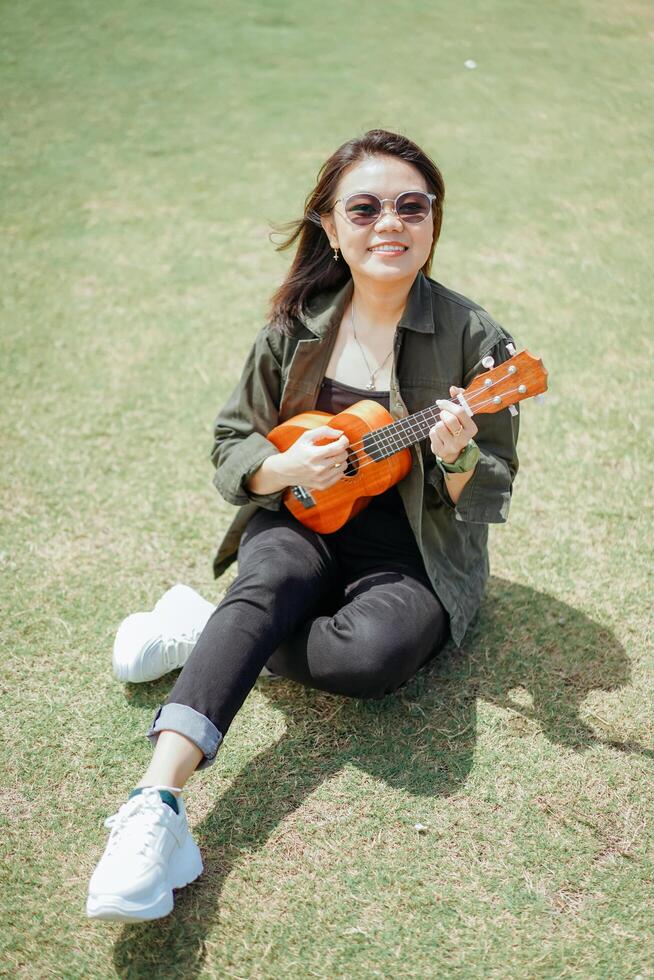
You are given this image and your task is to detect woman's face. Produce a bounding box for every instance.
[320,154,434,284]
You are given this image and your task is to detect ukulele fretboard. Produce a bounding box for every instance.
[362,406,442,459]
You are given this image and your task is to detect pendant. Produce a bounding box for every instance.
[365,381,376,391]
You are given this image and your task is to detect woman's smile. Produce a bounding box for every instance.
[368,242,409,256]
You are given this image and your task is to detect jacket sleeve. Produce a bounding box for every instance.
[210,326,284,510]
[424,310,520,524]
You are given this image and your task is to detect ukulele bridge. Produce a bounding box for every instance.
[291,486,317,509]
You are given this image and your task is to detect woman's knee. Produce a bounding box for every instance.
[237,519,332,594]
[310,625,421,700]
[230,550,305,597]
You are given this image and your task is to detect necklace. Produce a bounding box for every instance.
[350,298,394,391]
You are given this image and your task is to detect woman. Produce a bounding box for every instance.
[87,129,519,922]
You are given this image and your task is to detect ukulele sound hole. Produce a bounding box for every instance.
[343,451,358,478]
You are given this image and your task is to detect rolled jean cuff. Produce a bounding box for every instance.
[146,702,223,770]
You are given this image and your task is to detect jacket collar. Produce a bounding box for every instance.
[300,270,436,338]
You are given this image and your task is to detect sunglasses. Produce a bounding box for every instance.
[333,191,437,226]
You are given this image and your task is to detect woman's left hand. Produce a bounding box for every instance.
[429,386,478,464]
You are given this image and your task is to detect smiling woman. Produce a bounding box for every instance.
[87,129,520,924]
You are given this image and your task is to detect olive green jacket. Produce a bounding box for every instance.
[210,270,519,646]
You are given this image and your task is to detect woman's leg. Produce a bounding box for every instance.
[145,508,341,772]
[266,566,450,699]
[136,731,204,792]
[87,510,341,922]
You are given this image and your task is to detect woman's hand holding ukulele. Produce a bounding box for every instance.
[276,427,350,490]
[429,386,478,464]
[248,426,350,496]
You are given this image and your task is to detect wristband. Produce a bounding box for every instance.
[436,439,480,474]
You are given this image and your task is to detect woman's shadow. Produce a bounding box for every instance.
[113,576,646,977]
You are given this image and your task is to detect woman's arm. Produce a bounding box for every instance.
[442,467,476,506]
[245,454,288,496]
[424,316,520,523]
[210,327,285,509]
[246,427,350,495]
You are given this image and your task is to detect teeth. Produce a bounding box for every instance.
[371,246,406,252]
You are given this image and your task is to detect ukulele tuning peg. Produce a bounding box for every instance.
[506,342,516,356]
[508,404,518,417]
[481,355,495,369]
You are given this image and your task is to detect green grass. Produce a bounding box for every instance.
[1,0,653,976]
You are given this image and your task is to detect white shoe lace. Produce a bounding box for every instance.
[103,789,174,859]
[158,630,200,671]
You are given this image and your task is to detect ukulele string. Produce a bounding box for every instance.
[344,383,524,474]
[333,370,512,463]
[329,373,516,469]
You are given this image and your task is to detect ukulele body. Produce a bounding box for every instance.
[267,400,413,534]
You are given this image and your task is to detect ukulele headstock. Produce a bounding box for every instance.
[463,349,548,415]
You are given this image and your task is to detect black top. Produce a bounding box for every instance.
[315,376,404,515]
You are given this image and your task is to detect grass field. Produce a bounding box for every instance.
[1,0,653,977]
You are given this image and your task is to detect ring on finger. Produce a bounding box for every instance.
[452,424,463,437]
[333,461,341,469]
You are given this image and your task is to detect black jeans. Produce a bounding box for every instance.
[147,506,450,768]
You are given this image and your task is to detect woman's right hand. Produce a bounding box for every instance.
[276,426,350,490]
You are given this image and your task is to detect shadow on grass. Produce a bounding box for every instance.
[113,575,646,978]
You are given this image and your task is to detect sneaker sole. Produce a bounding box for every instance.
[86,889,175,922]
[87,834,203,922]
[112,653,169,685]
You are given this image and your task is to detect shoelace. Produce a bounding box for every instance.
[141,630,200,672]
[159,630,200,670]
[104,790,173,859]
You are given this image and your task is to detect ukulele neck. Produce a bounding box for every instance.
[361,349,547,458]
[363,408,440,459]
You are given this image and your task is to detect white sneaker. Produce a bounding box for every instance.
[86,787,203,922]
[112,584,215,683]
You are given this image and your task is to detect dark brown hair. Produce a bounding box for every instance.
[266,129,446,334]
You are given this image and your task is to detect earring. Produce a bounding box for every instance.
[332,246,339,262]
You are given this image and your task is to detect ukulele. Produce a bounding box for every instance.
[266,347,548,533]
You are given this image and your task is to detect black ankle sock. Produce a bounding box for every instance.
[128,787,179,815]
